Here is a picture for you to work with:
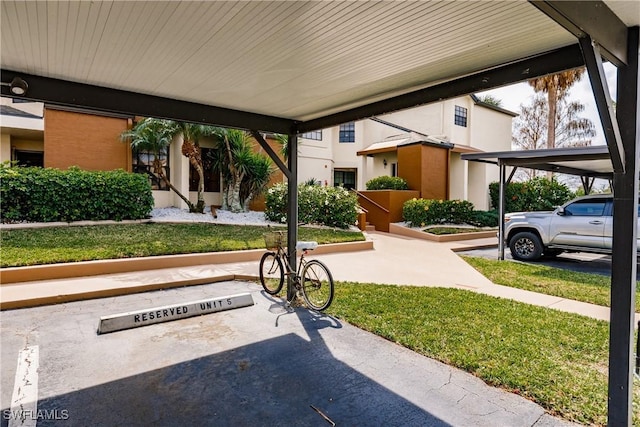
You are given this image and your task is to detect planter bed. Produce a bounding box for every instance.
[388,223,497,242]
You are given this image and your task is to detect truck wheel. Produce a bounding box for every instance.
[509,232,543,261]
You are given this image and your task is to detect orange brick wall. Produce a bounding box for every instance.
[44,108,131,171]
[420,144,449,200]
[397,144,422,193]
[397,143,449,200]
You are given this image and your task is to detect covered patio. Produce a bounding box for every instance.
[1,1,638,423]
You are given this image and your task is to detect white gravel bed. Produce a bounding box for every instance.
[150,206,282,226]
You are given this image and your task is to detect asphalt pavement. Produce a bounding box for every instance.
[458,247,640,280]
[1,281,578,427]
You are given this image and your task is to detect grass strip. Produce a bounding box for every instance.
[463,256,640,312]
[0,223,364,267]
[326,282,639,426]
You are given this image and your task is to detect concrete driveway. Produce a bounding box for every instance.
[1,281,575,427]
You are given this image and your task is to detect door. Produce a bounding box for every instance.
[549,198,608,249]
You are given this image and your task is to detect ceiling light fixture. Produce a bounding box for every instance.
[0,77,29,96]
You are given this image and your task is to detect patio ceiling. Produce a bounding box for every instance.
[1,1,638,133]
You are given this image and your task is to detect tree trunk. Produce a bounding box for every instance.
[181,138,205,213]
[153,158,196,211]
[229,173,243,213]
[243,194,253,212]
[546,87,558,180]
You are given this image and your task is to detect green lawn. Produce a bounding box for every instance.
[326,282,639,426]
[0,223,365,267]
[463,256,640,312]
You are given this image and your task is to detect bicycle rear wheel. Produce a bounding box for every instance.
[300,260,334,311]
[259,252,284,295]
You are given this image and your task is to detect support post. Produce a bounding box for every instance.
[580,36,625,173]
[607,26,639,427]
[286,133,299,301]
[249,130,291,180]
[498,161,507,260]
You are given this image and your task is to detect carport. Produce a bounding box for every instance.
[1,1,638,423]
[461,145,616,260]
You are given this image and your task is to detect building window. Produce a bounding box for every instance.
[190,147,221,192]
[334,169,356,190]
[454,105,467,127]
[391,163,398,177]
[14,150,44,167]
[301,130,322,141]
[132,148,170,191]
[339,122,355,143]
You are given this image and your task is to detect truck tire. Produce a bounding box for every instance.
[509,231,543,261]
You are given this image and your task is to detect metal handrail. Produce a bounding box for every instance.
[350,189,390,213]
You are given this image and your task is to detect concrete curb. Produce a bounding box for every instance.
[0,240,373,284]
[388,222,497,242]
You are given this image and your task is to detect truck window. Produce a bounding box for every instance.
[564,200,606,216]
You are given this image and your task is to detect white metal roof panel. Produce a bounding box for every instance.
[0,1,581,121]
[1,1,638,122]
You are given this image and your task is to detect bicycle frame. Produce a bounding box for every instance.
[260,232,335,311]
[275,245,308,282]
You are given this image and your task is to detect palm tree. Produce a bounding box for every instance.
[121,119,216,213]
[121,118,193,210]
[170,122,216,213]
[240,154,275,210]
[528,68,585,151]
[210,128,275,212]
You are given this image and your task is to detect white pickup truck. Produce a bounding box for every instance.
[504,194,639,261]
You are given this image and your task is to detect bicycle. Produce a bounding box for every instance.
[259,230,334,311]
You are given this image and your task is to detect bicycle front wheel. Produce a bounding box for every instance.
[259,252,284,295]
[300,260,334,311]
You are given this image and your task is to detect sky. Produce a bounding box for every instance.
[477,62,618,147]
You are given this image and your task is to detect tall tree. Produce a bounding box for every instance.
[528,68,585,151]
[121,119,216,213]
[476,95,503,107]
[171,122,216,213]
[210,128,275,213]
[512,93,595,180]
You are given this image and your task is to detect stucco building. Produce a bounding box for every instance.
[296,95,516,210]
[1,95,515,211]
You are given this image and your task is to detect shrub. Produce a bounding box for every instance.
[489,177,574,213]
[402,198,475,227]
[0,166,154,223]
[265,183,359,229]
[365,176,409,190]
[467,210,499,227]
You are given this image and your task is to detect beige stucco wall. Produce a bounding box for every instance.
[0,133,11,162]
[12,138,44,152]
[467,104,515,209]
[298,135,333,186]
[449,153,466,202]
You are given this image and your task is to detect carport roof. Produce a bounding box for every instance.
[1,1,638,134]
[461,146,614,179]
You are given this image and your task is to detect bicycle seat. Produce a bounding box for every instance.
[296,241,318,251]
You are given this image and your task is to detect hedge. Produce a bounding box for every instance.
[0,166,154,223]
[365,176,409,190]
[403,198,475,227]
[489,177,574,213]
[265,183,359,229]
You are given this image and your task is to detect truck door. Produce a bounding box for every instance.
[549,198,607,248]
